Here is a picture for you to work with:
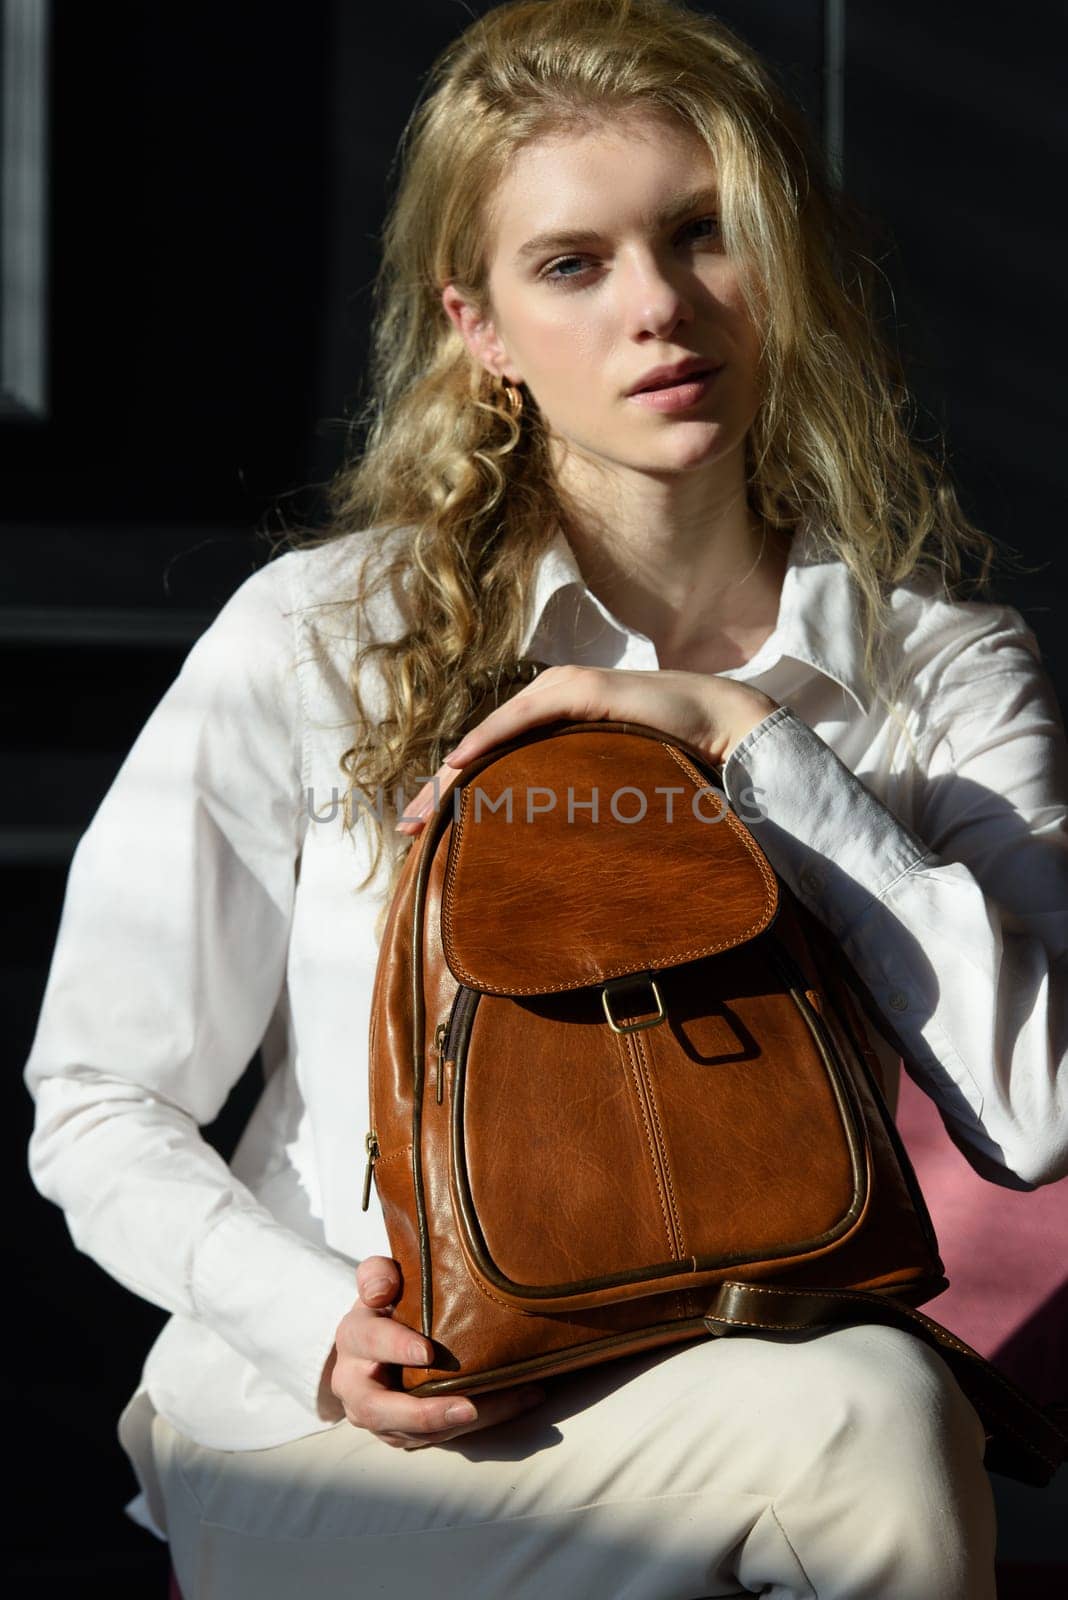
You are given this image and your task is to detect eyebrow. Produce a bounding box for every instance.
[513,185,721,266]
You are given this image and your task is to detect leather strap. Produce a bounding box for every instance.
[703,1280,1067,1487]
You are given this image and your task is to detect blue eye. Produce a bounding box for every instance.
[543,255,588,282]
[540,216,721,286]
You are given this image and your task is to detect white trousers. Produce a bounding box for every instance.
[146,1325,996,1599]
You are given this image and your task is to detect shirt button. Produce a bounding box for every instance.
[888,989,909,1012]
[799,866,823,897]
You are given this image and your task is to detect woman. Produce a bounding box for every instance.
[24,1,1067,1596]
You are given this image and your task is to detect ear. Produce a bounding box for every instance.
[441,284,523,385]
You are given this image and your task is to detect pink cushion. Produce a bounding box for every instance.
[895,1070,1068,1406]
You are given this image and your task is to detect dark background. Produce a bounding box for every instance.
[5,2,1066,1590]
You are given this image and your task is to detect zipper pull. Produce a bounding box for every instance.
[434,1022,447,1105]
[361,1131,380,1212]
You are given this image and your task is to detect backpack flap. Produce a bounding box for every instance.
[440,723,778,995]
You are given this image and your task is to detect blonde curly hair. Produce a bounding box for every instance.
[286,0,993,912]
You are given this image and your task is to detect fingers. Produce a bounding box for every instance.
[445,665,591,767]
[396,666,593,834]
[340,1303,435,1370]
[351,1380,547,1451]
[335,1264,548,1448]
[343,1259,436,1369]
[356,1254,402,1308]
[395,761,462,835]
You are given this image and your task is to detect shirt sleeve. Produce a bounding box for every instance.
[23,554,359,1418]
[722,618,1068,1190]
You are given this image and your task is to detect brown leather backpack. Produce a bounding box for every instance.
[365,710,1066,1485]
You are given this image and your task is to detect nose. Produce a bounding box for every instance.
[621,249,695,341]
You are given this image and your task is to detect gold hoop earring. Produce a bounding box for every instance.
[497,377,524,421]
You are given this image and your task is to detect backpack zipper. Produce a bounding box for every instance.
[436,985,479,1104]
[361,1130,380,1212]
[433,1022,447,1104]
[362,988,476,1212]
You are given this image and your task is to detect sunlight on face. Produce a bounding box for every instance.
[467,109,764,489]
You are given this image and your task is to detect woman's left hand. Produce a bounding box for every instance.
[396,665,778,833]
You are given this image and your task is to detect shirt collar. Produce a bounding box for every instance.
[519,519,872,715]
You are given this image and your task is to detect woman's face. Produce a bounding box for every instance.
[442,108,764,485]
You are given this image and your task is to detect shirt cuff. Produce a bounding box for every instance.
[722,704,933,935]
[192,1204,359,1419]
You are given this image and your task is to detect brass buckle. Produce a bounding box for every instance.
[601,973,666,1034]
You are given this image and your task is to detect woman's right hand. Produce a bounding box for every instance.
[326,1255,546,1448]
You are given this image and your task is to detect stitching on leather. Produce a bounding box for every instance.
[439,781,469,959]
[664,743,779,924]
[626,1035,675,1256]
[375,1145,413,1167]
[633,1030,698,1314]
[460,1256,521,1313]
[635,1027,686,1260]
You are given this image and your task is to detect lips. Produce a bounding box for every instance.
[642,367,716,391]
[628,358,722,396]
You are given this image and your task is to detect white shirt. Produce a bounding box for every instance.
[23,521,1068,1526]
